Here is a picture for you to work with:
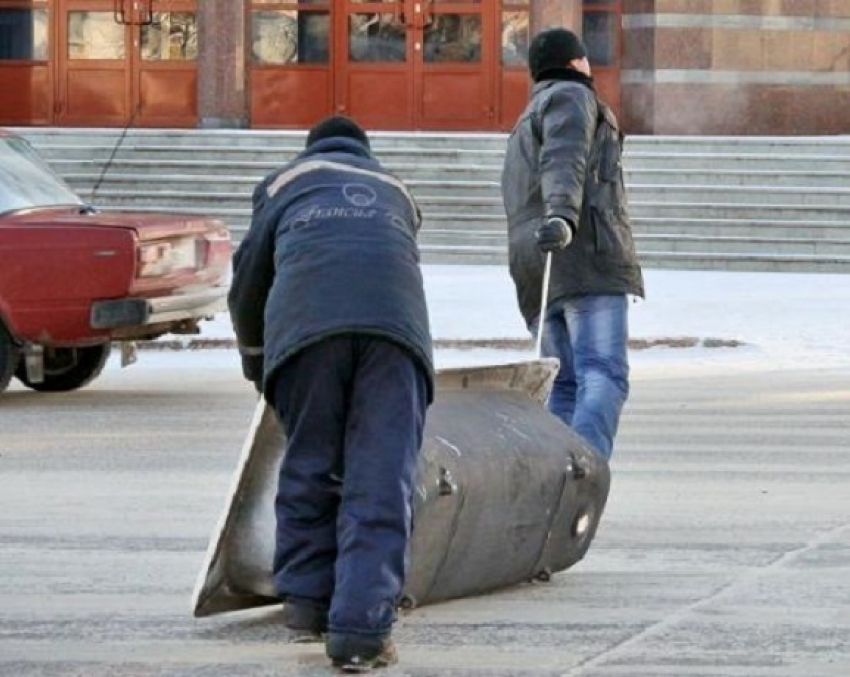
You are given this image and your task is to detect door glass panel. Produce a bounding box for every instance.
[349,13,405,63]
[501,10,527,66]
[141,13,197,61]
[0,8,48,60]
[252,10,329,64]
[583,11,615,66]
[67,11,125,59]
[423,14,480,63]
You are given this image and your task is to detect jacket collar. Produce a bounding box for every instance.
[532,68,595,96]
[298,136,372,160]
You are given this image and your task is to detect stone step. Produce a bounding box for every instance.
[42,148,850,177]
[629,201,850,221]
[634,234,850,256]
[66,167,850,201]
[630,217,850,239]
[37,145,507,169]
[422,214,850,240]
[624,135,850,155]
[417,245,850,273]
[48,158,506,182]
[71,180,502,202]
[420,230,850,256]
[623,151,850,173]
[18,126,850,152]
[630,184,850,206]
[624,169,850,189]
[12,127,511,151]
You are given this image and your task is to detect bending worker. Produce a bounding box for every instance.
[228,115,434,672]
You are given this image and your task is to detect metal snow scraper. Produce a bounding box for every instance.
[192,358,610,618]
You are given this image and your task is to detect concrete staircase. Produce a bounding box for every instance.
[14,128,850,272]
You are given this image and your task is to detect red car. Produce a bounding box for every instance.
[0,130,232,394]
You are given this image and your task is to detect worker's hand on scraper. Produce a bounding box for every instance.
[536,216,575,253]
[241,354,264,393]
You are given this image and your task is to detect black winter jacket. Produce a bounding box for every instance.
[228,136,434,402]
[501,74,644,325]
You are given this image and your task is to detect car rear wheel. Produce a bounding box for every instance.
[0,325,21,393]
[15,344,111,392]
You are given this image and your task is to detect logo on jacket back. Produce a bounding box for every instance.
[343,183,377,207]
[284,181,414,237]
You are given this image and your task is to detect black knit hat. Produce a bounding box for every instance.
[306,115,370,149]
[528,28,588,82]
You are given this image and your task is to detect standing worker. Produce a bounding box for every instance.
[228,115,434,672]
[501,28,644,461]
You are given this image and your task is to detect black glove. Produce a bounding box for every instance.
[240,353,264,393]
[536,217,575,253]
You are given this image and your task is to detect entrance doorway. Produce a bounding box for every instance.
[56,0,198,127]
[250,0,497,131]
[338,0,494,130]
[0,0,197,127]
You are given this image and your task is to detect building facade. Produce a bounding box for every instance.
[1,0,848,134]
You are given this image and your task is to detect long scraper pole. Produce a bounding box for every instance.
[535,251,552,359]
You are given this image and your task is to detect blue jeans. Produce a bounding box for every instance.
[534,294,630,460]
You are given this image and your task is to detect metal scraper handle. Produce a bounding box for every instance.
[535,251,552,359]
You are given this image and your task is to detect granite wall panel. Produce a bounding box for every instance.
[625,82,850,135]
[654,27,711,69]
[622,2,850,133]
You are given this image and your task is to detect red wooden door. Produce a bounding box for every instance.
[249,1,334,128]
[0,0,53,125]
[57,0,131,125]
[134,0,198,127]
[335,0,412,128]
[417,0,495,129]
[56,0,196,127]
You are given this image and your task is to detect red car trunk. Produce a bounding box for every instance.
[0,207,230,344]
[0,129,232,394]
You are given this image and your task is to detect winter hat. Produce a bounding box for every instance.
[305,115,370,149]
[528,28,588,82]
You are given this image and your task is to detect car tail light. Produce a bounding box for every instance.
[137,237,198,278]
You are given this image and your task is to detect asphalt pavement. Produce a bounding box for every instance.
[1,353,848,676]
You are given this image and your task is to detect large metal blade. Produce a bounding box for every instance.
[192,359,609,617]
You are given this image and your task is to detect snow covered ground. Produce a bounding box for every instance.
[127,265,849,376]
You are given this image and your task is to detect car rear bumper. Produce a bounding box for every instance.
[90,287,228,330]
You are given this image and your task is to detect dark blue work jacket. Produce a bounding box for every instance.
[228,136,434,402]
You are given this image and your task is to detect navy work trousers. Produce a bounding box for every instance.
[270,335,429,638]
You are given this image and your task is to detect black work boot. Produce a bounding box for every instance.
[282,601,328,644]
[326,632,398,673]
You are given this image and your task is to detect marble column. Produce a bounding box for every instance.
[197,0,249,129]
